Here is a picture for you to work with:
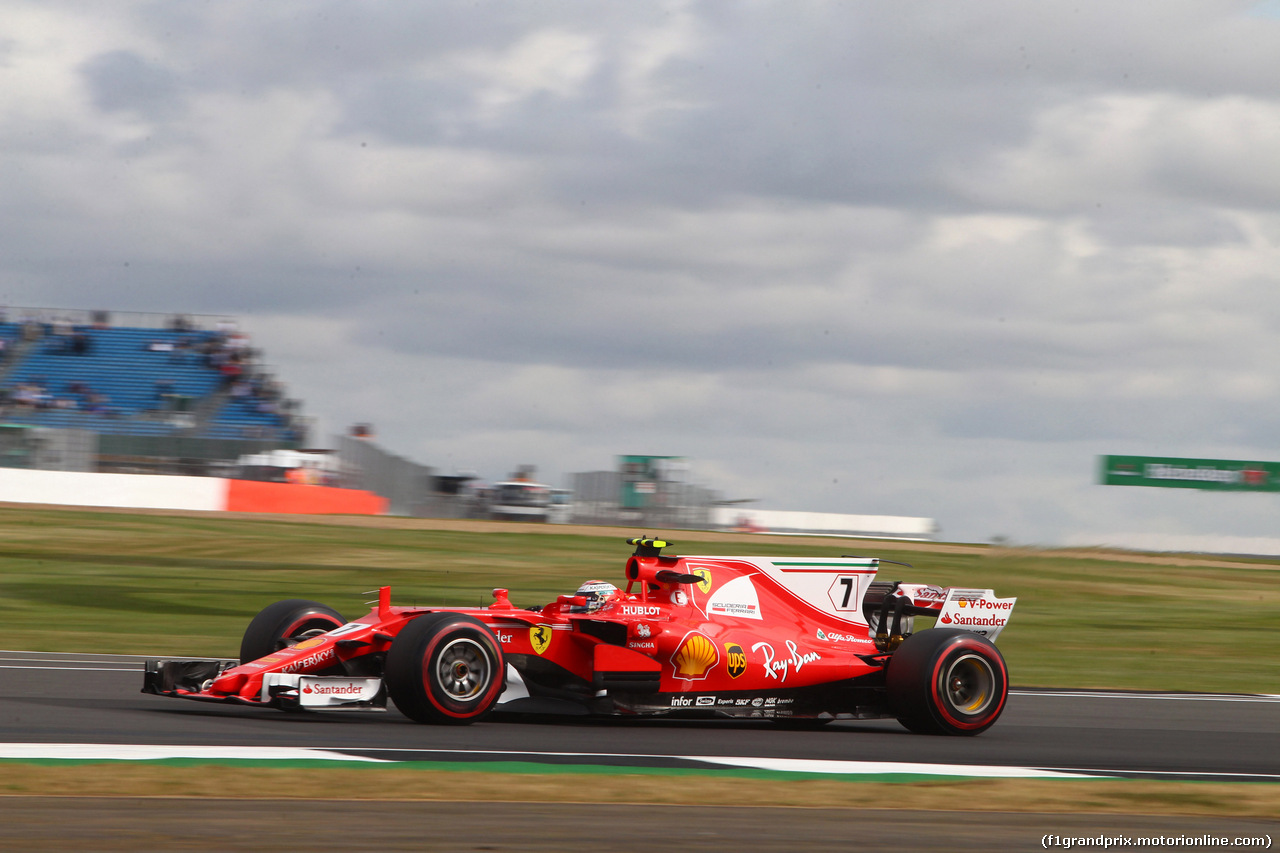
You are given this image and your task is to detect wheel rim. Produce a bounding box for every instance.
[943,653,995,717]
[434,638,491,701]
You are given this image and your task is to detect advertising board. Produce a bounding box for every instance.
[1099,455,1280,491]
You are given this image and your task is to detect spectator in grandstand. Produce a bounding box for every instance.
[46,318,75,353]
[85,392,113,416]
[153,379,175,410]
[68,381,91,407]
[169,335,193,363]
[14,380,54,409]
[219,355,244,387]
[13,382,39,408]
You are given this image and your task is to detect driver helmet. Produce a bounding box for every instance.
[571,580,620,614]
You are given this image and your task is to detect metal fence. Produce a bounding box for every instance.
[0,426,97,472]
[98,434,300,475]
[571,470,718,529]
[0,424,298,476]
[335,434,434,516]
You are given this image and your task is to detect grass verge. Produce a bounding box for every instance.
[0,505,1277,692]
[0,764,1276,817]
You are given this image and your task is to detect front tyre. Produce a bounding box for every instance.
[886,628,1008,736]
[385,613,505,725]
[239,599,345,665]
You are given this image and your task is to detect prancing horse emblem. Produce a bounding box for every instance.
[530,624,552,655]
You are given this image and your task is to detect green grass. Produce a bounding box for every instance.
[0,506,1277,693]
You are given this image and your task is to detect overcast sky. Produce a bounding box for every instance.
[5,1,1280,546]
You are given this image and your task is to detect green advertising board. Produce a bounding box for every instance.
[618,455,683,508]
[1100,455,1280,491]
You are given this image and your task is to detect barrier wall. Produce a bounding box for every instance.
[0,468,387,515]
[225,479,387,515]
[712,507,936,540]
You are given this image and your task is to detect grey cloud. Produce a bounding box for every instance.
[81,50,184,119]
[9,1,1280,545]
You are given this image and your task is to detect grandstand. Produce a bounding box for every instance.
[0,309,305,474]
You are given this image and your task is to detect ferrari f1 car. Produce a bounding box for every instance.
[143,538,1017,735]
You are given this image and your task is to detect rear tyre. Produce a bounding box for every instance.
[886,628,1008,736]
[239,599,345,665]
[385,613,505,725]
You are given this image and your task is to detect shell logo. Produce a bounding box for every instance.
[670,632,719,680]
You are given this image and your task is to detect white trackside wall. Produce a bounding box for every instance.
[712,508,936,540]
[0,467,225,511]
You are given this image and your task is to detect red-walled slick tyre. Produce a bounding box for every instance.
[385,613,506,725]
[239,599,345,665]
[886,628,1008,736]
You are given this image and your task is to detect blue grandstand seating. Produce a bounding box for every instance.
[6,326,220,411]
[0,322,297,440]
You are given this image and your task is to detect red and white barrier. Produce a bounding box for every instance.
[0,468,387,515]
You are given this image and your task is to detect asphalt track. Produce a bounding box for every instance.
[2,650,1278,850]
[1,650,1278,781]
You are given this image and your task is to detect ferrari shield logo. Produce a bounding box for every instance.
[691,568,712,595]
[530,624,553,655]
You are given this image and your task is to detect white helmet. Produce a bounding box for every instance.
[571,580,620,614]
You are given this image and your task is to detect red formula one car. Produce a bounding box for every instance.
[143,538,1017,735]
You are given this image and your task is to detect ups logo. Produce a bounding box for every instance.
[724,643,746,679]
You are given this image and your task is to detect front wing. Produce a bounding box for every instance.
[143,659,387,711]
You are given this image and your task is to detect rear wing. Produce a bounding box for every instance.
[863,582,1016,649]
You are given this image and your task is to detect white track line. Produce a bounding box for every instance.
[689,756,1099,778]
[0,743,1094,777]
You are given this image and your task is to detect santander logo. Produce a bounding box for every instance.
[941,611,1008,627]
[302,682,368,696]
[936,591,1017,637]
